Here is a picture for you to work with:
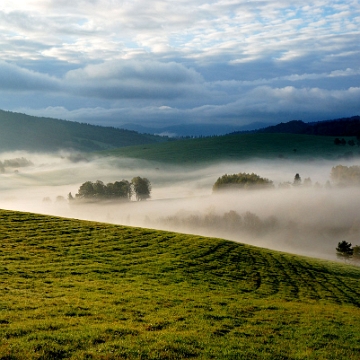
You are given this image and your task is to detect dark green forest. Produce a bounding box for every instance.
[254,116,360,137]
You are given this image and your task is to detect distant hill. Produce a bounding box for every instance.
[0,110,166,152]
[120,121,274,137]
[101,132,359,164]
[255,116,360,137]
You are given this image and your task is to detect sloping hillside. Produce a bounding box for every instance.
[1,209,360,359]
[101,132,358,164]
[0,110,166,152]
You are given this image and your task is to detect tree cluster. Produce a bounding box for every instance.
[213,173,274,192]
[72,177,151,202]
[334,138,358,146]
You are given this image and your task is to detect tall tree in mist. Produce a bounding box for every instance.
[131,177,151,201]
[293,173,301,186]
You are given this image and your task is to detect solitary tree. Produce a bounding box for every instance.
[131,177,151,201]
[293,173,301,186]
[336,240,353,257]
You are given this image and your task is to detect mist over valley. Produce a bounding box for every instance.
[1,150,359,262]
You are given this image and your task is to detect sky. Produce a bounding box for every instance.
[0,0,359,128]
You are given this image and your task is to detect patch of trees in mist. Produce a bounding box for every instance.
[68,177,151,202]
[213,173,274,191]
[213,165,360,191]
[158,165,360,253]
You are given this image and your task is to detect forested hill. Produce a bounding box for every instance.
[254,116,360,137]
[0,110,167,152]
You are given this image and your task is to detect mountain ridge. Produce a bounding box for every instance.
[253,116,360,137]
[0,109,166,152]
[120,121,275,137]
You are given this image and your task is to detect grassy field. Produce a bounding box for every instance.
[1,209,360,359]
[99,133,359,164]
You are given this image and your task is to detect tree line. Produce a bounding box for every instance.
[69,177,151,202]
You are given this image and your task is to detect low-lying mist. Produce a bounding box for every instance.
[1,150,360,262]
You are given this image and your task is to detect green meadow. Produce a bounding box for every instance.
[1,209,360,359]
[100,133,358,164]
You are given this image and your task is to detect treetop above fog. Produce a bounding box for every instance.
[74,177,151,201]
[213,172,274,192]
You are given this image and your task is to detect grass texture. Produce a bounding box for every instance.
[0,209,360,359]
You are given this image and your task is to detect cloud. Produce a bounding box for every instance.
[0,1,359,127]
[0,61,60,92]
[63,60,211,100]
[18,84,360,128]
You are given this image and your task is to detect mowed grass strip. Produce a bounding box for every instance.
[0,209,360,359]
[99,133,358,164]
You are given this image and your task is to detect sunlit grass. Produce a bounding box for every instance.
[1,209,360,359]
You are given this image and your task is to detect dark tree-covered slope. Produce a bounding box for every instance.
[0,110,166,152]
[255,116,360,137]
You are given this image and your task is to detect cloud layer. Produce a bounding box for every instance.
[0,1,359,128]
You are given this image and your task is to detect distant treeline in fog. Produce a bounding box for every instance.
[156,208,360,245]
[158,210,278,236]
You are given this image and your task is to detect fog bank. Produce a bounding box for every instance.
[1,151,360,262]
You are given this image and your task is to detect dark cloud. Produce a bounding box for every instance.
[70,61,214,100]
[0,62,60,92]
